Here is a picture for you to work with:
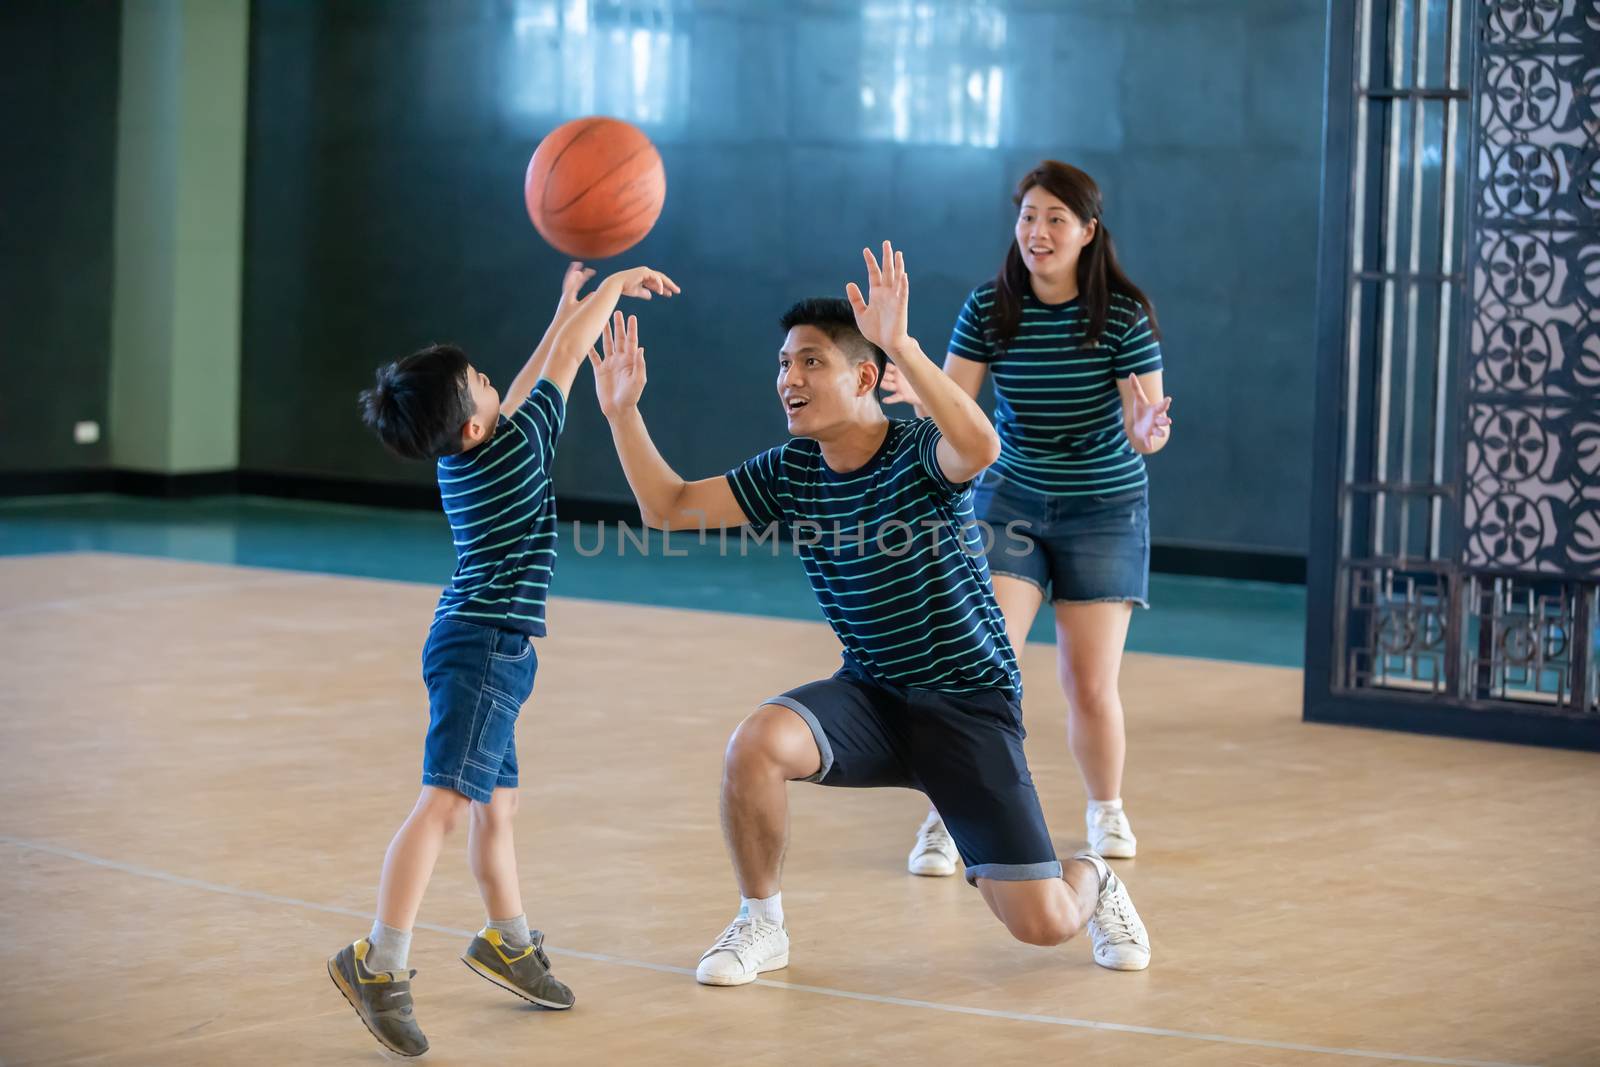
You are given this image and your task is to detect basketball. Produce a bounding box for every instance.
[523,116,666,259]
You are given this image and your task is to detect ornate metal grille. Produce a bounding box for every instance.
[1308,0,1599,747]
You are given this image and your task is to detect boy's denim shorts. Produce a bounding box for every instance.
[420,618,537,803]
[974,469,1151,607]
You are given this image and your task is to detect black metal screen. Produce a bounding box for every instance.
[1306,0,1599,748]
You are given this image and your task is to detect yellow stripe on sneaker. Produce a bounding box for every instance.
[479,927,535,965]
[352,939,392,984]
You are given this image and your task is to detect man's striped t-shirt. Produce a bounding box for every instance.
[948,283,1163,496]
[434,379,565,636]
[726,418,1020,698]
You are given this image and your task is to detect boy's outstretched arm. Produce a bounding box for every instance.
[590,311,750,532]
[539,265,679,400]
[499,261,595,417]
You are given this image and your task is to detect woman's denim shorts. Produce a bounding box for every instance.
[972,469,1150,607]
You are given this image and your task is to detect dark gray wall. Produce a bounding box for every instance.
[243,0,1324,554]
[0,2,121,472]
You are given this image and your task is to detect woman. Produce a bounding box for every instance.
[883,161,1173,874]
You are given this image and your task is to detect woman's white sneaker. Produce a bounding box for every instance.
[695,914,790,986]
[907,811,960,877]
[1087,801,1138,859]
[1076,849,1151,971]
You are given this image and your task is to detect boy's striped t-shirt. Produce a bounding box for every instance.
[434,379,565,636]
[949,283,1163,496]
[726,418,1020,698]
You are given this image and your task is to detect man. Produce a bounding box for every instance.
[589,243,1150,985]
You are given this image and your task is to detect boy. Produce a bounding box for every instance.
[329,262,678,1056]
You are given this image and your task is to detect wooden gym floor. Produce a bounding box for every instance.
[1,553,1595,1066]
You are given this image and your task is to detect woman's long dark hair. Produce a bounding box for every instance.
[992,161,1159,349]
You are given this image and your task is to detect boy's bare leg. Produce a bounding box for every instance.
[467,787,524,927]
[375,785,471,938]
[459,786,575,1010]
[327,785,468,1058]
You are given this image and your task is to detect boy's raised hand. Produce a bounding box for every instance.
[544,261,597,333]
[589,311,647,418]
[612,266,681,301]
[558,260,596,307]
[550,263,678,401]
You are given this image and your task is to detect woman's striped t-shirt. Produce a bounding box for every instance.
[948,283,1163,496]
[726,418,1021,698]
[433,378,565,637]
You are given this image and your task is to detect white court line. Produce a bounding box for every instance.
[0,835,1540,1067]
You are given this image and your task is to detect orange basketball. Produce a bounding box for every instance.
[523,117,666,259]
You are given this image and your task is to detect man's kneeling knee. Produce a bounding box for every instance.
[1004,906,1079,948]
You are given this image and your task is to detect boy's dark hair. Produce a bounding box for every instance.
[779,297,886,382]
[358,343,475,461]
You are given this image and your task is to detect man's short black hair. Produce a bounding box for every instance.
[358,343,475,461]
[779,297,886,380]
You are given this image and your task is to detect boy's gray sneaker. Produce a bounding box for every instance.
[461,927,575,1009]
[327,938,429,1057]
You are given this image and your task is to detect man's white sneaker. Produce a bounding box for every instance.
[695,914,789,986]
[1076,849,1151,971]
[907,810,960,877]
[1087,802,1138,859]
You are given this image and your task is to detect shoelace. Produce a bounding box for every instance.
[708,917,780,961]
[1095,885,1141,944]
[917,823,955,855]
[1092,808,1132,838]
